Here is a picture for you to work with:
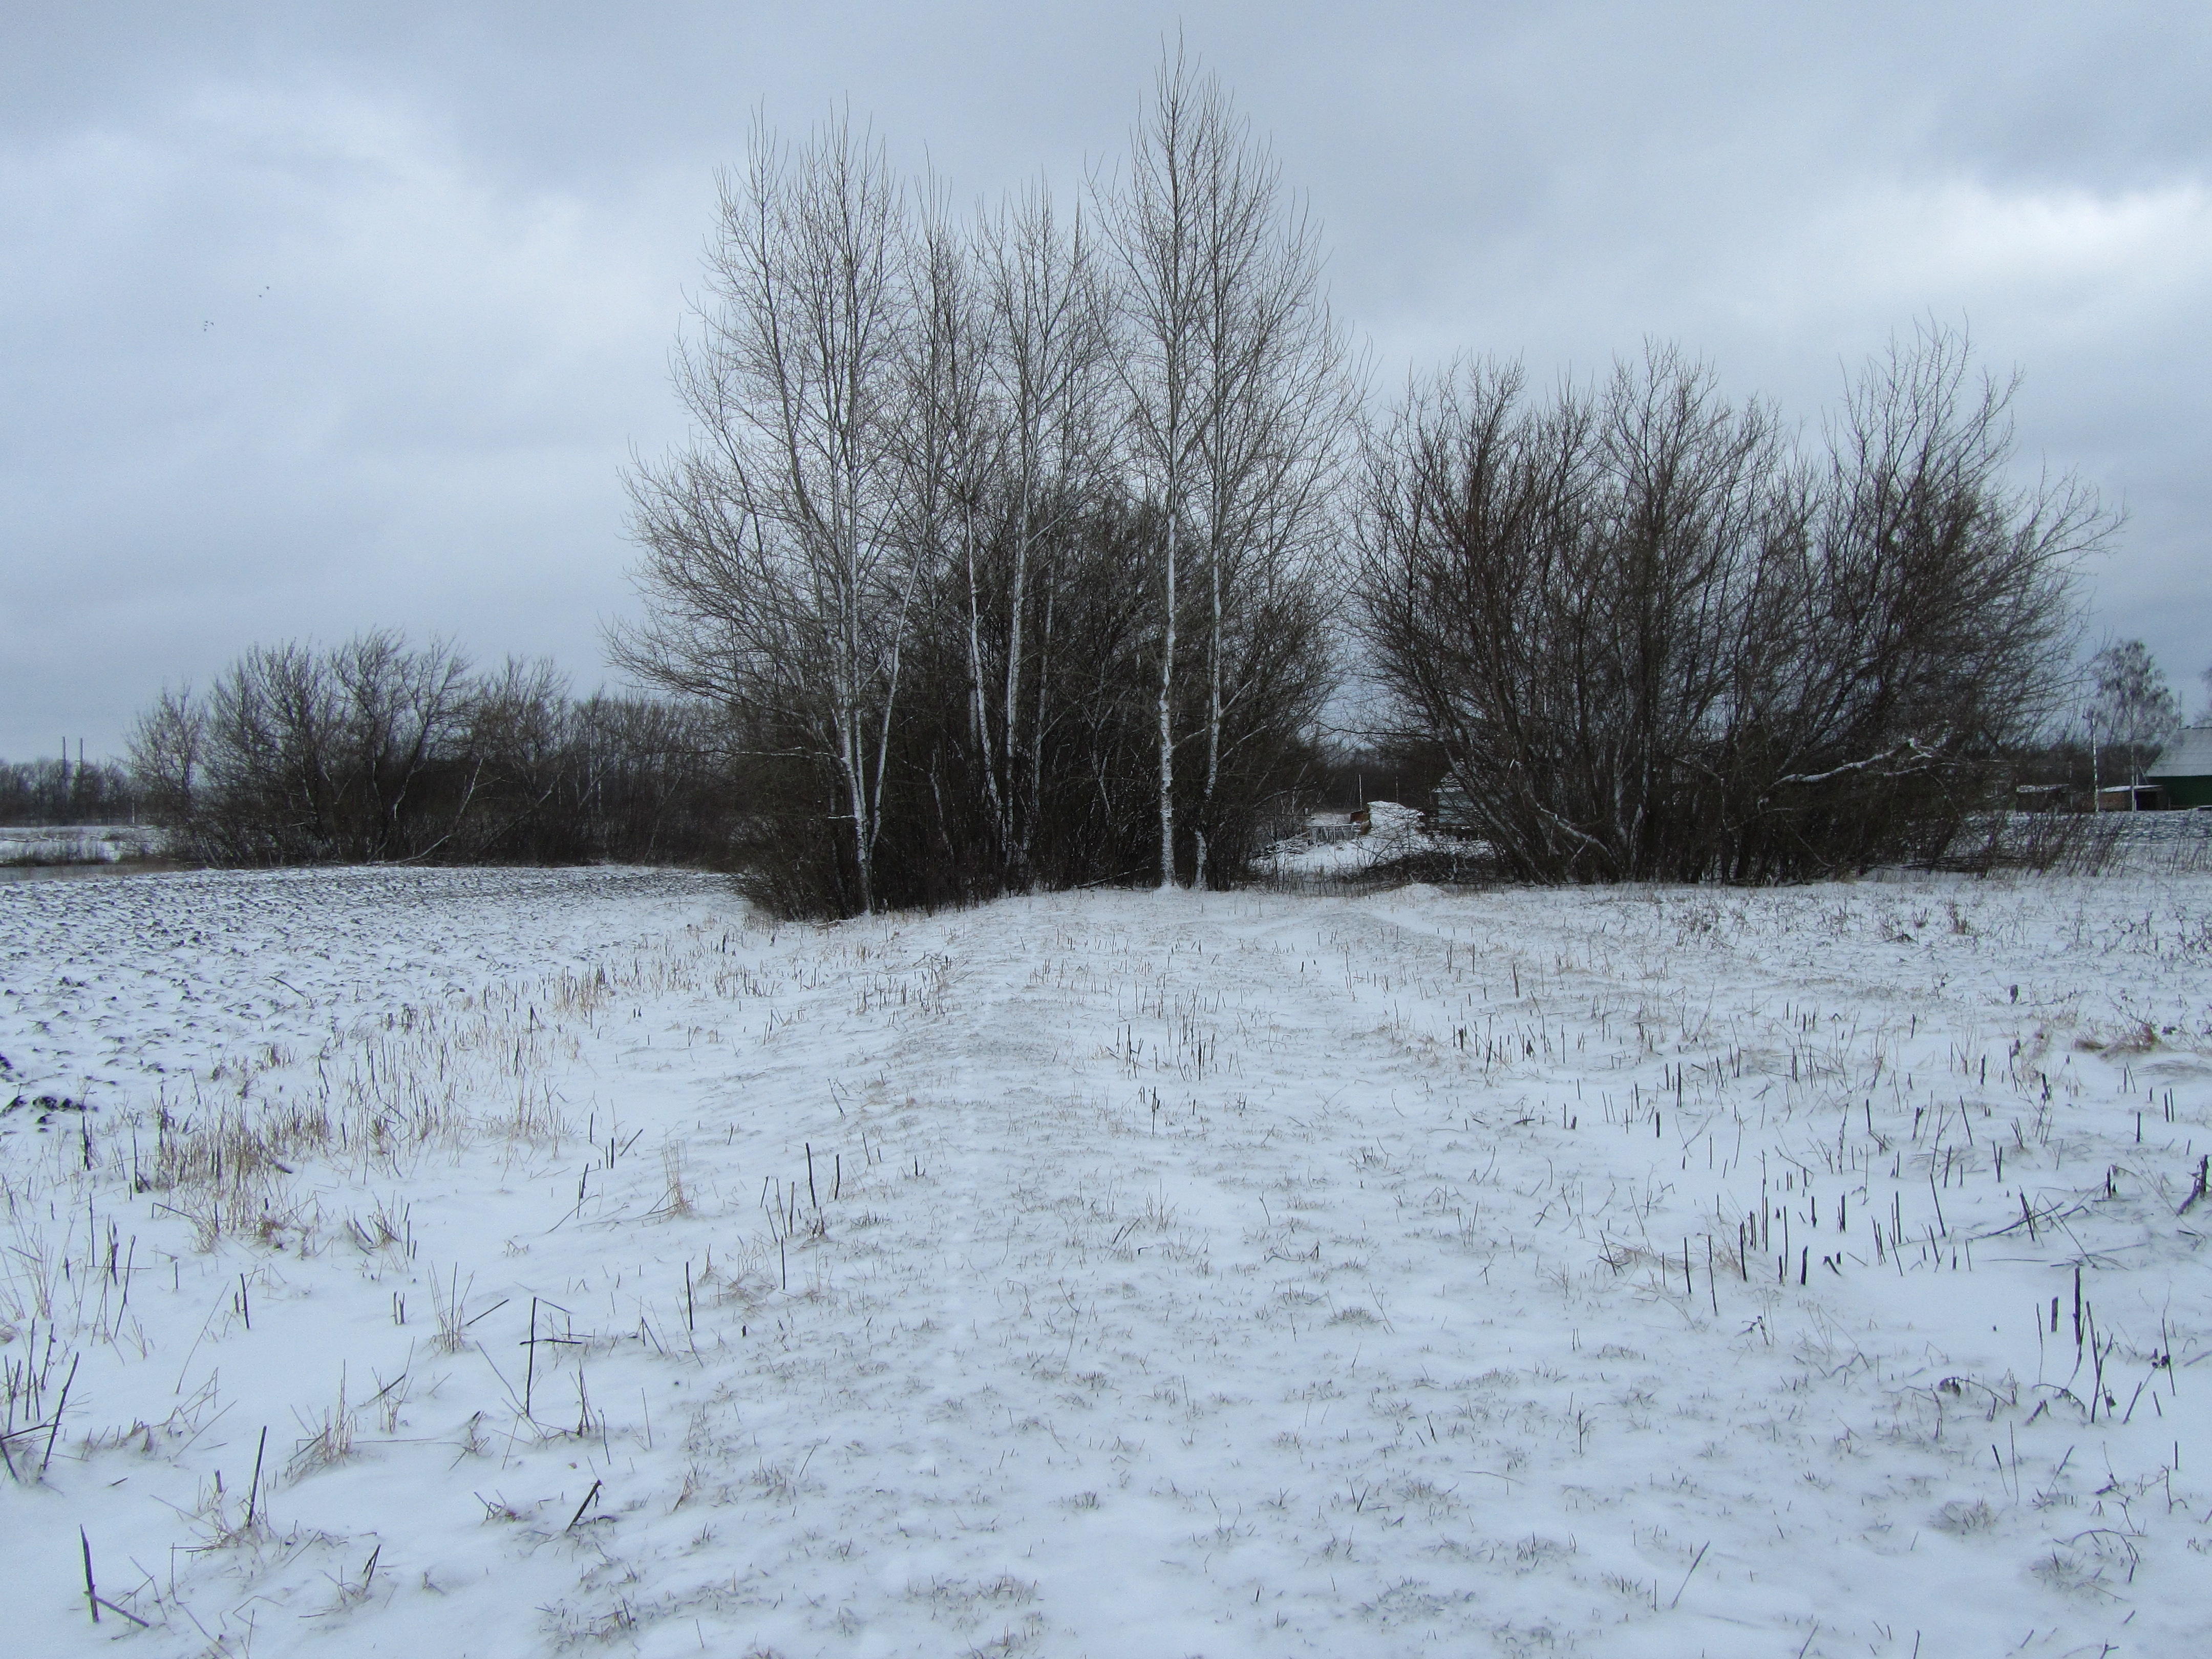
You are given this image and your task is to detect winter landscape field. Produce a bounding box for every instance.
[0,824,166,871]
[4,858,2211,1657]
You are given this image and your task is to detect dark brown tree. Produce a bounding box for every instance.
[1352,331,2108,881]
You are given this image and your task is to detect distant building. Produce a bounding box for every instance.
[2147,726,2212,809]
[2095,783,2168,812]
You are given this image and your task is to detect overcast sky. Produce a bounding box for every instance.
[5,1,2208,762]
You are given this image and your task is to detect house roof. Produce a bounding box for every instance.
[2147,726,2212,780]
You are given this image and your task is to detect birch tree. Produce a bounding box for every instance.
[901,185,1009,866]
[2086,639,2178,786]
[1105,51,1212,887]
[981,182,1109,883]
[1106,48,1350,887]
[1185,105,1352,886]
[619,114,913,913]
[617,84,1343,914]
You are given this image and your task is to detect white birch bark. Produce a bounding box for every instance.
[668,114,910,914]
[1109,47,1352,890]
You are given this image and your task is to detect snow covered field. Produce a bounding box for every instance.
[4,862,2211,1656]
[0,824,166,870]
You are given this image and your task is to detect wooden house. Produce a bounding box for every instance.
[2147,727,2212,809]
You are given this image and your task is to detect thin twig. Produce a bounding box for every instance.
[44,1351,80,1474]
[565,1478,602,1531]
[1669,1541,1710,1609]
[245,1425,268,1529]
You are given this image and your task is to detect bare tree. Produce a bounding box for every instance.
[2087,639,2179,788]
[139,632,476,862]
[900,183,1009,865]
[329,631,475,859]
[619,113,914,914]
[129,636,745,867]
[1104,53,1210,887]
[1184,92,1353,887]
[204,640,344,858]
[126,684,206,822]
[980,182,1111,884]
[1354,330,2108,881]
[1104,46,1352,886]
[612,81,1343,914]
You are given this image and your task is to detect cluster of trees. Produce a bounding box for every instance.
[616,53,1350,914]
[127,631,739,867]
[1349,337,2115,882]
[111,53,2172,905]
[0,756,140,826]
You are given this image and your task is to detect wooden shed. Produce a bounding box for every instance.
[2147,727,2212,809]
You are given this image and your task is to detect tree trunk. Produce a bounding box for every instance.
[1158,507,1178,889]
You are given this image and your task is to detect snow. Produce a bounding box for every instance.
[0,824,165,869]
[1262,801,1466,882]
[4,861,2212,1656]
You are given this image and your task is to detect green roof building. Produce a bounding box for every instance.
[2147,727,2212,809]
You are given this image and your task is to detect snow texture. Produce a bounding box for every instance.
[4,862,2211,1656]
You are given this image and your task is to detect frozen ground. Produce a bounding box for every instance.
[1,824,168,869]
[3,862,2211,1656]
[1261,802,1454,884]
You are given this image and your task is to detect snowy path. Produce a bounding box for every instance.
[4,867,2211,1656]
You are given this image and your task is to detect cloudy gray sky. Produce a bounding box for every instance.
[5,1,2207,762]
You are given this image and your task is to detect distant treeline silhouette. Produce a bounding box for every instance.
[0,757,142,826]
[129,633,740,867]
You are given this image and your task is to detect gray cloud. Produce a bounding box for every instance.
[6,1,2208,760]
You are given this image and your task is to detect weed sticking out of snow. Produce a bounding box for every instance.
[2,861,2210,1654]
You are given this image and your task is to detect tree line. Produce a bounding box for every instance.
[0,757,140,827]
[1353,339,2111,881]
[615,52,1350,914]
[127,632,738,867]
[117,50,2138,906]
